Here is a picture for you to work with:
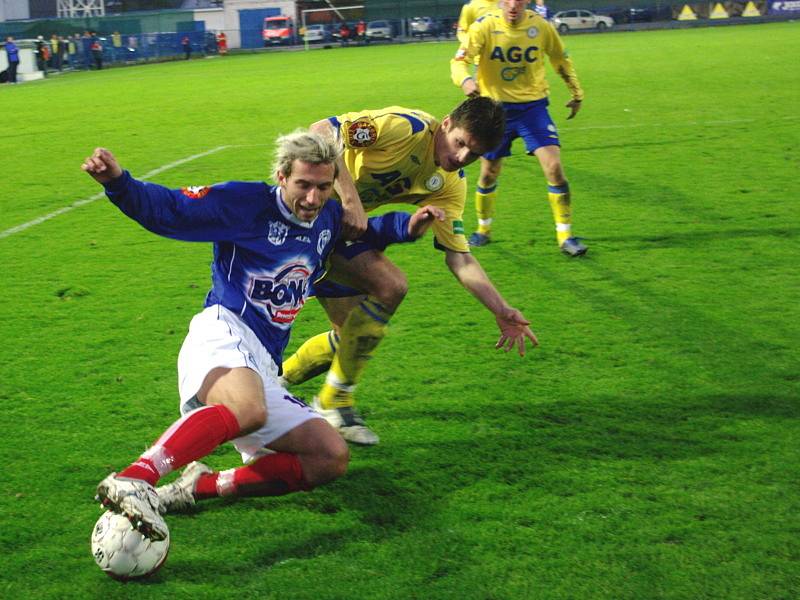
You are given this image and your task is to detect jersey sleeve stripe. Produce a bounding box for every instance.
[391,113,426,134]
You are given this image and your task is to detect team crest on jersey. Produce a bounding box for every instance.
[317,229,332,254]
[248,262,312,327]
[181,185,211,199]
[267,221,289,245]
[347,120,377,147]
[425,173,444,192]
[527,27,539,38]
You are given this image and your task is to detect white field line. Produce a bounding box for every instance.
[2,115,797,240]
[0,145,232,240]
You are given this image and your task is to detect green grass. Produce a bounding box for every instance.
[1,23,799,599]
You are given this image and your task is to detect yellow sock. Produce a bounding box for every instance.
[475,184,497,235]
[282,330,339,385]
[318,298,391,409]
[547,182,573,246]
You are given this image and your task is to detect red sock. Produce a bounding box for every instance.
[194,453,311,499]
[118,405,241,486]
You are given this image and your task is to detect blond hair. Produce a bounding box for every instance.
[272,129,342,179]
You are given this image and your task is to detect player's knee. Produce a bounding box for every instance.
[306,437,350,486]
[480,160,502,183]
[234,399,267,434]
[326,438,350,479]
[374,273,408,307]
[543,163,565,185]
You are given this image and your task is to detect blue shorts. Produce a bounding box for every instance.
[309,237,374,299]
[484,98,560,160]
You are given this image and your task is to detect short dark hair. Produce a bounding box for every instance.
[448,96,505,153]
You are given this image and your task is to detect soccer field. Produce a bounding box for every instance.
[1,21,799,599]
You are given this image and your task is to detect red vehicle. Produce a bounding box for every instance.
[263,16,295,46]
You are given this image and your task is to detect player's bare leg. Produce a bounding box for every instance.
[469,157,503,247]
[97,367,261,539]
[158,419,348,511]
[534,145,586,256]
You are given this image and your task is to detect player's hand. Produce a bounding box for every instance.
[408,206,445,239]
[462,78,480,98]
[566,98,582,120]
[340,199,368,240]
[82,148,123,184]
[494,307,539,356]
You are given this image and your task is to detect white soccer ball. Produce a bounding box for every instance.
[91,511,170,580]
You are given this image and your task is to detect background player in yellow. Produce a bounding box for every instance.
[451,0,588,256]
[282,97,539,445]
[457,0,501,45]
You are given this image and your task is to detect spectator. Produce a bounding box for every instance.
[216,31,227,55]
[4,36,19,84]
[91,34,103,70]
[182,35,191,59]
[67,35,77,69]
[356,20,367,44]
[127,35,138,60]
[35,36,49,75]
[112,31,122,62]
[50,34,60,70]
[534,0,550,19]
[339,22,350,46]
[81,31,93,70]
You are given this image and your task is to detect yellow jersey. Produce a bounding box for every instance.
[457,0,501,45]
[329,107,469,253]
[451,9,584,103]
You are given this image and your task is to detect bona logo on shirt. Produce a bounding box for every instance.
[490,45,539,63]
[248,263,311,326]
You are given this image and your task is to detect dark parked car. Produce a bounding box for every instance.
[608,5,672,23]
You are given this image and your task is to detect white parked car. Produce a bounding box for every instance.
[303,24,331,43]
[552,10,614,33]
[410,16,439,37]
[366,20,392,40]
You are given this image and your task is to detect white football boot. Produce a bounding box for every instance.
[156,461,213,514]
[312,397,380,445]
[95,473,168,541]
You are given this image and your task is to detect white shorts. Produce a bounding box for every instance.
[177,304,322,463]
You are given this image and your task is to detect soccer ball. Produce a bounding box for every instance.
[91,511,170,580]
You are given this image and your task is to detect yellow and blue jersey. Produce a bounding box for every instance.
[457,0,501,45]
[451,9,584,104]
[328,107,469,253]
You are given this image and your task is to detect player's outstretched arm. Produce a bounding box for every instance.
[310,118,367,239]
[407,206,446,239]
[82,147,123,185]
[445,250,539,356]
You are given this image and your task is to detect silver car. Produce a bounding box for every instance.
[366,20,392,40]
[552,10,615,33]
[303,24,330,43]
[410,16,438,37]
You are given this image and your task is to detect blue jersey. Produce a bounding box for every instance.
[103,171,413,369]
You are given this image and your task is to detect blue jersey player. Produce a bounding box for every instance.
[83,132,444,540]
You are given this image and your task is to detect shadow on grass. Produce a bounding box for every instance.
[591,226,799,248]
